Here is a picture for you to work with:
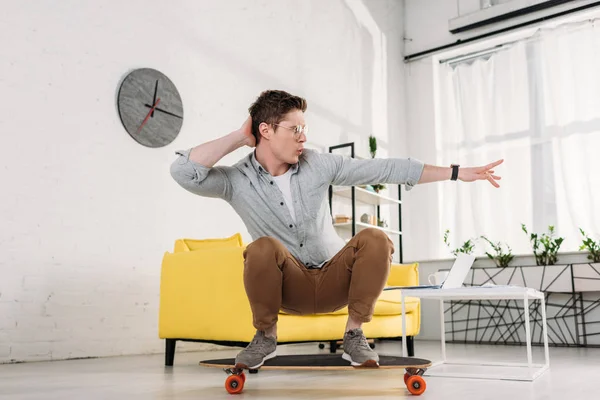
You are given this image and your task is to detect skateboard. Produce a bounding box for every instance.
[199,354,432,395]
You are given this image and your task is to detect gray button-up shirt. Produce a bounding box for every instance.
[170,148,424,267]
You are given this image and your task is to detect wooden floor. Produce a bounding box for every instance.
[0,340,598,399]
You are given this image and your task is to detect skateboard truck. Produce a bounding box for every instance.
[223,367,258,375]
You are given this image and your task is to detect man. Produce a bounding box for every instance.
[170,90,502,369]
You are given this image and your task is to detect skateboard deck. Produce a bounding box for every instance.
[200,354,432,395]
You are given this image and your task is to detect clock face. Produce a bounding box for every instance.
[117,68,184,148]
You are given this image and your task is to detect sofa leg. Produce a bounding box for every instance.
[329,340,337,354]
[165,339,176,366]
[407,336,415,357]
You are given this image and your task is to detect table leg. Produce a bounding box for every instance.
[524,294,532,367]
[541,295,550,366]
[440,299,446,362]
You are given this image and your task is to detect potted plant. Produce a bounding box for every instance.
[443,229,476,257]
[480,235,514,268]
[368,135,386,193]
[521,224,564,266]
[579,228,600,263]
[369,135,377,159]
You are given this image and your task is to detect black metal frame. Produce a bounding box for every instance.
[443,262,600,348]
[327,142,403,262]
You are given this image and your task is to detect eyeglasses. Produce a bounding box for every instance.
[272,123,309,140]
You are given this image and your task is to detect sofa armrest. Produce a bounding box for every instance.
[387,262,419,287]
[158,246,256,342]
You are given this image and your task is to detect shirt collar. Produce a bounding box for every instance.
[248,150,299,176]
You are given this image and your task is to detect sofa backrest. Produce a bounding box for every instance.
[387,262,420,287]
[173,233,244,253]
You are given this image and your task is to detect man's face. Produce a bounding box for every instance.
[268,109,307,164]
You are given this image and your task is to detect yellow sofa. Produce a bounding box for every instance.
[158,233,421,366]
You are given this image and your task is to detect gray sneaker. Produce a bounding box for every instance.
[234,331,277,369]
[341,328,379,367]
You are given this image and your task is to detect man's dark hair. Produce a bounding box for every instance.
[248,90,307,143]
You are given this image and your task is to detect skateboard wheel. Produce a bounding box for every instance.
[225,375,244,394]
[240,372,246,384]
[406,375,426,395]
[404,372,410,385]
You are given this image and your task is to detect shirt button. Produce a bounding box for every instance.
[280,202,284,206]
[245,163,248,167]
[270,181,274,185]
[289,224,293,228]
[300,244,303,247]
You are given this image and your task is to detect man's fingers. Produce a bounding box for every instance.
[477,160,504,173]
[478,172,501,186]
[484,159,504,170]
[486,174,500,188]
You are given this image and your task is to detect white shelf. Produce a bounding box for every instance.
[334,222,402,236]
[332,186,401,206]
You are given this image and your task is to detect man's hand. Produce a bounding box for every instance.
[458,159,504,188]
[238,116,256,148]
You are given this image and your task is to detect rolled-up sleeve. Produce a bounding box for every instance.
[317,152,424,191]
[170,149,233,201]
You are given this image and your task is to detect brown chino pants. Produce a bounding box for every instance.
[242,228,395,331]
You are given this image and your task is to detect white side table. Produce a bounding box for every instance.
[385,286,550,381]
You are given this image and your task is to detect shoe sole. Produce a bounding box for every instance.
[342,352,379,367]
[235,350,277,370]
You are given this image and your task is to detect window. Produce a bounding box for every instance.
[434,20,600,259]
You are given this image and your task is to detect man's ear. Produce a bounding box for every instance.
[258,122,272,141]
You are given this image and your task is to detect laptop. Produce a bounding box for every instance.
[384,253,476,290]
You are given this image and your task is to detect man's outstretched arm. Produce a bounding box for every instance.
[418,159,504,188]
[316,151,503,190]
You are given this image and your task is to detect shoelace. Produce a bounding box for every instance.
[347,332,371,351]
[247,333,270,353]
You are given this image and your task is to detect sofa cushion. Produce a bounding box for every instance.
[279,290,419,317]
[173,233,243,252]
[374,290,420,315]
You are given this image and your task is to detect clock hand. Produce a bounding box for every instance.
[151,80,158,118]
[144,104,183,119]
[136,98,160,135]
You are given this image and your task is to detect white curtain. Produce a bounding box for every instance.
[436,20,600,259]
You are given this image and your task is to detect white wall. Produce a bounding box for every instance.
[405,0,461,55]
[0,0,409,363]
[404,0,500,56]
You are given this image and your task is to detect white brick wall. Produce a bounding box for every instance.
[0,0,408,363]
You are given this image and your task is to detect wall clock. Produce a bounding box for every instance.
[117,68,184,148]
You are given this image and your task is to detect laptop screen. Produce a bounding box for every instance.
[441,254,476,289]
